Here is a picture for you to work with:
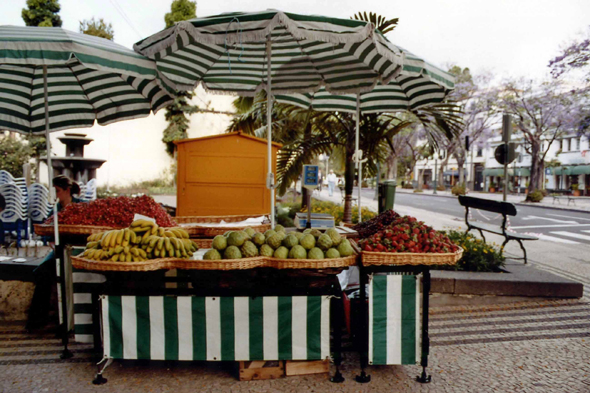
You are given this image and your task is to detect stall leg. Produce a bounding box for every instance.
[416,268,431,384]
[355,266,371,383]
[92,290,102,353]
[93,357,113,385]
[330,283,345,383]
[57,245,73,359]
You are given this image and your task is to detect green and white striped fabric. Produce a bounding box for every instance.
[0,26,174,135]
[369,273,422,365]
[275,47,454,113]
[101,295,330,361]
[134,10,404,95]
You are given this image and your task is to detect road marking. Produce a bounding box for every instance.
[509,224,590,229]
[521,215,578,224]
[550,231,590,241]
[546,213,590,222]
[537,234,580,244]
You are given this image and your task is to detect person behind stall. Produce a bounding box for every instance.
[28,176,82,329]
[327,170,337,196]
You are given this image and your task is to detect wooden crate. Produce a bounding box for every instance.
[238,361,285,381]
[285,359,330,376]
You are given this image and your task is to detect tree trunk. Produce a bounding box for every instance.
[528,141,543,193]
[300,123,312,210]
[343,152,355,223]
[35,156,40,183]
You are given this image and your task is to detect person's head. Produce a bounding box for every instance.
[53,175,80,203]
[0,194,5,213]
[330,170,334,174]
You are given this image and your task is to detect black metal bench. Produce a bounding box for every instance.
[458,196,538,264]
[550,190,576,206]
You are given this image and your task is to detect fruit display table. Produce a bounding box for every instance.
[71,253,349,385]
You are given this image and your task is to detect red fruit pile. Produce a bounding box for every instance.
[45,195,177,228]
[352,209,400,238]
[358,215,459,254]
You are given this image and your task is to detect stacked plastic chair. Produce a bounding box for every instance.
[0,176,29,244]
[83,178,97,201]
[28,183,52,225]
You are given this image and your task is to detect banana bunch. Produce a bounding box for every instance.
[82,219,198,262]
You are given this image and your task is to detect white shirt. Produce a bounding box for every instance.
[327,173,337,183]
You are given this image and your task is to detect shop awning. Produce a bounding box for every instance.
[513,168,530,177]
[483,168,509,177]
[550,167,572,175]
[571,165,590,175]
[443,170,468,176]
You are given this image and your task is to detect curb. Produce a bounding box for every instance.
[394,190,590,214]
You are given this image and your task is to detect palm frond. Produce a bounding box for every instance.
[352,12,398,34]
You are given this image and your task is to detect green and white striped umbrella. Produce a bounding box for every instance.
[275,47,454,113]
[0,25,174,135]
[134,10,404,95]
[135,10,405,228]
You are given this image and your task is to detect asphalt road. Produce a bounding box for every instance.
[361,189,590,247]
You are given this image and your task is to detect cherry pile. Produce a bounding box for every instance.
[45,195,177,228]
[352,209,400,238]
[357,214,459,254]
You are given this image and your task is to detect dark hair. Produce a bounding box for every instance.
[53,175,81,196]
[0,194,5,211]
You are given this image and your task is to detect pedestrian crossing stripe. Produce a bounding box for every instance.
[369,273,422,365]
[101,295,330,361]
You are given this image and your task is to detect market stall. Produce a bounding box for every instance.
[70,220,358,383]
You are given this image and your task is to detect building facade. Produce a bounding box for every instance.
[413,133,590,195]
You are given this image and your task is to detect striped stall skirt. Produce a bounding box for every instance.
[369,273,422,365]
[101,295,331,361]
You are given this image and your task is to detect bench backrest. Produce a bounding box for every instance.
[458,195,517,216]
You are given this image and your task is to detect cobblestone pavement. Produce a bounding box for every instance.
[2,298,589,393]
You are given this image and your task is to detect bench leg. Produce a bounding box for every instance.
[478,229,486,244]
[517,240,528,264]
[501,238,509,253]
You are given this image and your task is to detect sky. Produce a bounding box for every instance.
[3,0,590,186]
[5,0,590,81]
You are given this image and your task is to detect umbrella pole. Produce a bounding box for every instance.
[266,34,275,228]
[44,66,72,359]
[356,94,362,223]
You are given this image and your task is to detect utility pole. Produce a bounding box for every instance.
[502,114,511,202]
[433,154,438,195]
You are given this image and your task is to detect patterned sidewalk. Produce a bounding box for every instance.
[2,298,589,392]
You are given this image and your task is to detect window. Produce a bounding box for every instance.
[575,138,580,151]
[566,139,571,151]
[561,139,565,151]
[476,148,483,157]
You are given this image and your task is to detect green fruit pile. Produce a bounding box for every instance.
[203,225,355,260]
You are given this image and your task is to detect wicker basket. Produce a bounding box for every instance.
[192,238,213,249]
[175,214,269,224]
[72,254,358,272]
[34,224,114,237]
[361,247,463,266]
[182,223,272,238]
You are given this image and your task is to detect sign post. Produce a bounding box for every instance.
[302,165,319,229]
[502,115,511,202]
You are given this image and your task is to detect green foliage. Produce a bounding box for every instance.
[526,189,544,202]
[22,0,62,27]
[162,0,197,156]
[451,183,467,196]
[0,136,32,177]
[413,188,423,193]
[351,12,398,34]
[79,17,114,40]
[162,94,197,157]
[438,230,505,272]
[436,184,446,191]
[165,0,196,28]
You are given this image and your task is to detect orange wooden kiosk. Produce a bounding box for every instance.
[175,132,282,217]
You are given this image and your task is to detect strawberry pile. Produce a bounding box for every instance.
[358,215,459,254]
[45,195,177,228]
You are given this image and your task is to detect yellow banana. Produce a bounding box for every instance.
[154,248,161,257]
[137,248,147,259]
[115,230,124,246]
[157,237,165,250]
[129,230,138,244]
[164,231,175,238]
[109,230,120,248]
[125,253,132,262]
[164,238,172,254]
[131,247,139,257]
[100,231,112,248]
[151,225,158,235]
[130,219,153,228]
[111,254,119,262]
[158,227,165,237]
[148,236,159,248]
[86,241,99,249]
